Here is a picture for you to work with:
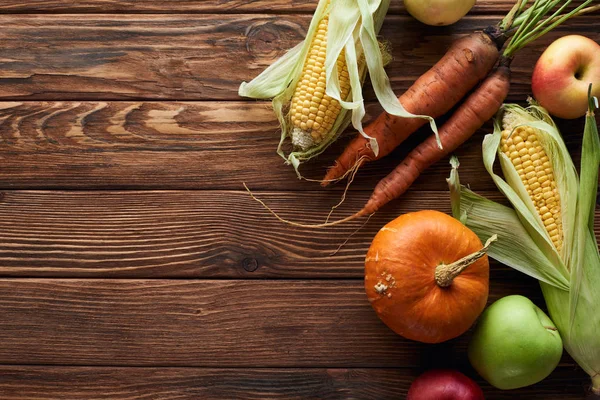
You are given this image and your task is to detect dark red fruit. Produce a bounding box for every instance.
[407,369,485,400]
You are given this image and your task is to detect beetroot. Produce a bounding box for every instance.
[407,369,485,400]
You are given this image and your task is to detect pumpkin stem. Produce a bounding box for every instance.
[435,235,497,288]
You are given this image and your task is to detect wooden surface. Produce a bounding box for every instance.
[0,15,596,102]
[0,0,515,14]
[0,366,588,400]
[0,1,597,399]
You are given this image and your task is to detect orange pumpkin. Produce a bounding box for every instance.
[365,210,493,343]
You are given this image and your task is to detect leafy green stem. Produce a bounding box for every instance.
[500,0,527,31]
[516,0,593,51]
[503,0,595,57]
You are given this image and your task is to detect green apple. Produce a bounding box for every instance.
[468,295,563,390]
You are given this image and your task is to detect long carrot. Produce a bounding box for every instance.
[360,61,511,216]
[322,27,504,185]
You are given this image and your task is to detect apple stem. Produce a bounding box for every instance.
[435,235,497,288]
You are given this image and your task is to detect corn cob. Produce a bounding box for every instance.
[500,124,563,252]
[289,14,351,151]
[238,0,408,171]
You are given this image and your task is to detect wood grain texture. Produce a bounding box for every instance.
[2,190,597,278]
[0,0,516,14]
[0,15,597,101]
[0,101,587,190]
[0,366,589,400]
[0,2,596,399]
[0,278,566,368]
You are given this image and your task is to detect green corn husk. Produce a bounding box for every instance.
[238,0,436,175]
[447,95,600,393]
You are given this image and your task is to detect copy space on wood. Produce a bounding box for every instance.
[3,190,591,279]
[0,15,596,101]
[0,279,567,368]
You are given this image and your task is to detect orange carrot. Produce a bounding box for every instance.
[360,62,511,216]
[322,28,504,185]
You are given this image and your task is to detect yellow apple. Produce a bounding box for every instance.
[403,0,476,26]
[532,35,600,119]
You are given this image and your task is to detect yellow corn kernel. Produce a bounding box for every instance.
[500,128,563,252]
[289,13,351,150]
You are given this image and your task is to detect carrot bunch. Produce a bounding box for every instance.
[319,0,598,220]
[247,0,599,227]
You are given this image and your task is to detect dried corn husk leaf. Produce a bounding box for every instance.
[448,98,600,393]
[239,0,436,175]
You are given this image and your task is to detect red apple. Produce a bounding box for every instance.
[407,369,485,400]
[532,35,600,119]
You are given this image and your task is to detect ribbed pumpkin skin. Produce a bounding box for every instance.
[365,210,489,343]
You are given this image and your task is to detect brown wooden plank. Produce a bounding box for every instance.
[0,189,470,278]
[0,0,516,14]
[0,366,589,400]
[0,15,597,101]
[2,190,597,278]
[0,101,587,190]
[0,278,560,367]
